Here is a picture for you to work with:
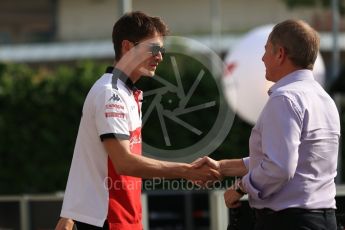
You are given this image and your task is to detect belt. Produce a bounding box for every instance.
[254,208,335,216]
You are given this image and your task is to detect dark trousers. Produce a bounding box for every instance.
[75,220,109,230]
[253,208,337,230]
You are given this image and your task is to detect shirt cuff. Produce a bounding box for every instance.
[242,157,250,170]
[242,172,262,200]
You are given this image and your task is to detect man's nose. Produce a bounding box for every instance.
[154,51,164,62]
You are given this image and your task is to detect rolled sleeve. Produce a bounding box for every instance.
[242,157,250,170]
[242,173,261,200]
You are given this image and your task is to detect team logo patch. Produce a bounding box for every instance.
[108,93,121,102]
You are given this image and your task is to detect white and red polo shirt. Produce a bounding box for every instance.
[60,67,143,229]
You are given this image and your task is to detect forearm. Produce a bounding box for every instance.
[219,159,248,177]
[117,152,190,179]
[104,138,219,181]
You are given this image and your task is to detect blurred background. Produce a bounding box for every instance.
[0,0,345,229]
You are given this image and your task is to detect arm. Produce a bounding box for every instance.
[242,95,302,200]
[219,158,248,177]
[97,88,219,181]
[55,217,74,230]
[103,138,220,181]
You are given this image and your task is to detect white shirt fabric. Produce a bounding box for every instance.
[242,69,340,211]
[60,68,142,226]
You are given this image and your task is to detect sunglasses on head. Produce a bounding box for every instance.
[133,42,165,57]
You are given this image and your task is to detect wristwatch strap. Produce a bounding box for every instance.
[235,187,246,196]
[235,179,247,195]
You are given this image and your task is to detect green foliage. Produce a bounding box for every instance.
[211,115,251,160]
[0,61,107,194]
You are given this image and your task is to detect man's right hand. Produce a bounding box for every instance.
[55,217,74,230]
[185,157,222,185]
[192,156,220,171]
[193,156,248,177]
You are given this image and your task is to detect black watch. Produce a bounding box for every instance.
[235,187,246,196]
[235,179,247,195]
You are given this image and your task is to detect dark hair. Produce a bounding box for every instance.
[269,19,320,70]
[112,11,169,61]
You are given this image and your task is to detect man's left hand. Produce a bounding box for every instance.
[224,186,243,208]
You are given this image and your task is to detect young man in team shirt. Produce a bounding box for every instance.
[55,11,220,230]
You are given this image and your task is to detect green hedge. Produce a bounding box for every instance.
[0,61,107,194]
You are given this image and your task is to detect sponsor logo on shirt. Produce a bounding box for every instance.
[105,112,125,119]
[105,103,125,110]
[108,93,121,102]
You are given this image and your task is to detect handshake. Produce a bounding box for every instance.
[186,156,248,208]
[186,156,222,186]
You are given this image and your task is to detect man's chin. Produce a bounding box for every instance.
[143,70,156,77]
[138,67,156,77]
[265,73,271,81]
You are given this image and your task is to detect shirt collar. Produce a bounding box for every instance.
[268,69,314,96]
[105,66,138,92]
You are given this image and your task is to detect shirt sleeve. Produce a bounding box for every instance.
[242,95,302,200]
[242,157,250,170]
[95,88,130,141]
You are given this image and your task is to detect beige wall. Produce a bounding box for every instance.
[220,0,316,32]
[134,0,318,33]
[133,0,212,34]
[57,0,121,40]
[57,0,320,41]
[0,0,55,43]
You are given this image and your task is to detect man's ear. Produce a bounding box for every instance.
[277,46,287,65]
[121,40,134,56]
